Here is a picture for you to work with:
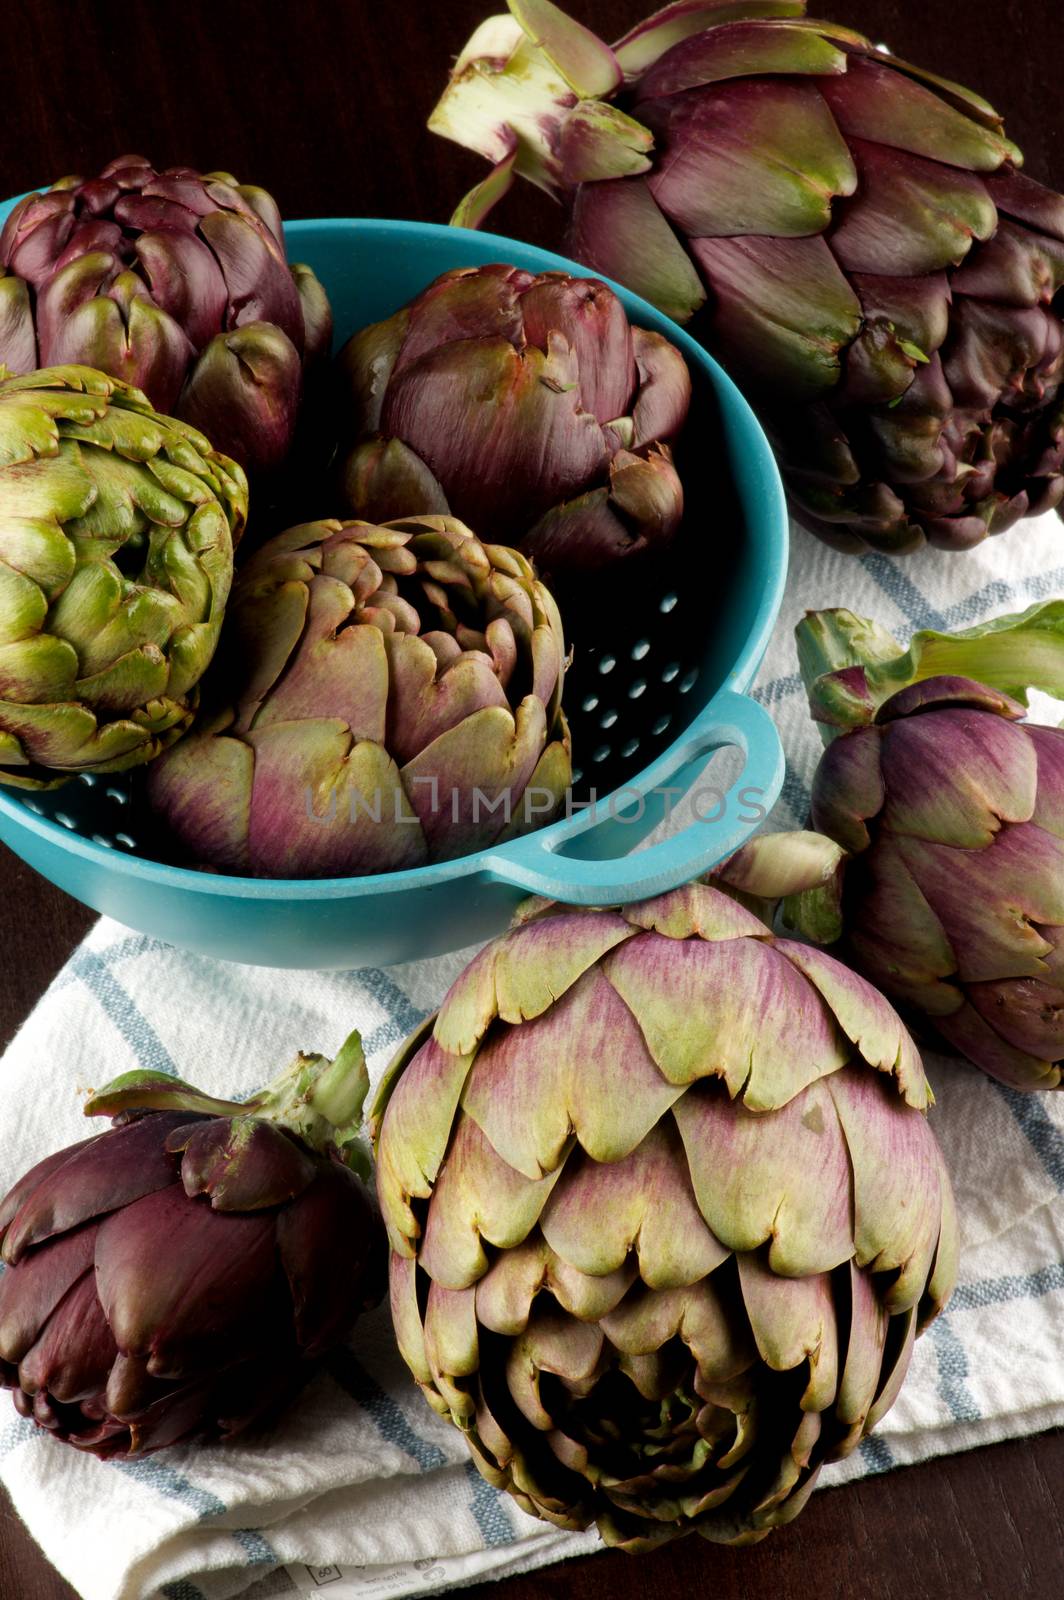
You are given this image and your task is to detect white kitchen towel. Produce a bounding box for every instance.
[1,510,1063,1600]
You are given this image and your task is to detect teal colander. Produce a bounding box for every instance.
[0,213,787,968]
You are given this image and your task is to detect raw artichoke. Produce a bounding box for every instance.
[147,514,571,876]
[0,155,332,476]
[0,1033,384,1456]
[335,263,690,580]
[371,876,957,1549]
[432,1,1064,554]
[0,365,244,789]
[792,601,1064,1091]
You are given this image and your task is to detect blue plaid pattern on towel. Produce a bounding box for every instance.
[1,511,1063,1600]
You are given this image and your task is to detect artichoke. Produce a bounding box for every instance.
[0,155,332,477]
[371,876,958,1549]
[147,514,571,877]
[0,365,244,790]
[791,601,1064,1092]
[335,263,690,580]
[0,1033,384,1457]
[432,1,1064,555]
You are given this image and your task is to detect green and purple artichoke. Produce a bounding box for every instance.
[791,601,1064,1092]
[432,1,1064,555]
[0,1033,384,1457]
[335,263,690,580]
[0,155,332,477]
[147,514,571,877]
[371,876,957,1549]
[0,366,244,790]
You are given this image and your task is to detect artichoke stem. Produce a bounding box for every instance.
[250,1030,371,1173]
[797,600,1064,739]
[796,608,906,686]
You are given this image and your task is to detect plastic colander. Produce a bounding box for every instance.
[0,213,788,967]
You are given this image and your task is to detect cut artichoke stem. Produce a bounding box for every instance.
[84,1030,371,1175]
[429,12,573,200]
[797,600,1064,739]
[251,1032,372,1174]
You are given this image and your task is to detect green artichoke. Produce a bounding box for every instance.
[371,874,957,1549]
[0,366,244,789]
[147,514,571,876]
[791,601,1064,1091]
[431,1,1064,554]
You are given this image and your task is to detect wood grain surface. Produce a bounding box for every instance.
[1,2,1062,1597]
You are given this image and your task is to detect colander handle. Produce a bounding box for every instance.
[482,689,785,903]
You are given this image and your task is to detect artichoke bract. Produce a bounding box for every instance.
[0,365,244,789]
[147,514,571,876]
[432,1,1064,555]
[371,879,957,1549]
[335,264,690,580]
[0,1033,384,1457]
[794,601,1064,1091]
[0,155,332,477]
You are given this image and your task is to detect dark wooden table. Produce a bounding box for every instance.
[2,1,1063,1596]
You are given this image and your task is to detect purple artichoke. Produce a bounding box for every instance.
[146,514,571,877]
[0,1034,384,1457]
[431,1,1064,555]
[371,875,957,1549]
[0,155,332,477]
[335,263,690,580]
[792,602,1064,1091]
